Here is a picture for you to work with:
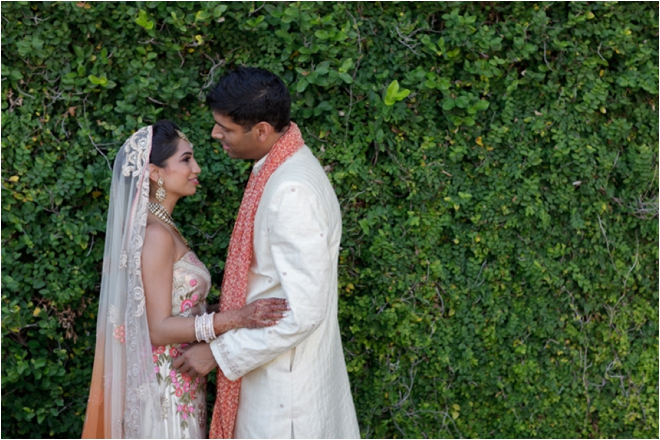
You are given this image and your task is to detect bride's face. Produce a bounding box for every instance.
[158,138,202,199]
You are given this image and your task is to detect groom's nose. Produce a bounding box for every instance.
[212,125,224,140]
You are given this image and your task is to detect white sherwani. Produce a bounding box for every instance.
[211,145,360,439]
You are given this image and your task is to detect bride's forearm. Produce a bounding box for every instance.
[150,309,242,347]
[149,316,198,347]
[149,298,285,346]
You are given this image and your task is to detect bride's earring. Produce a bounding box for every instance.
[156,177,167,202]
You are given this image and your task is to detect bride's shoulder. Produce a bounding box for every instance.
[144,222,175,254]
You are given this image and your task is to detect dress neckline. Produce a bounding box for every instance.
[174,250,194,265]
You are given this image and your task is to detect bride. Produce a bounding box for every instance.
[82,121,288,438]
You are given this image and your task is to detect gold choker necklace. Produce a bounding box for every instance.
[148,202,189,248]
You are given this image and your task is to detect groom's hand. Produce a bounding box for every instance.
[173,343,218,377]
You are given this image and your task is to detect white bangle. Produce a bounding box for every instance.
[194,314,203,342]
[207,312,216,342]
[194,312,217,343]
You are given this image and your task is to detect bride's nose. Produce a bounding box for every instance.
[192,159,201,174]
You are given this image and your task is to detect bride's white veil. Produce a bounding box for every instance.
[83,126,166,438]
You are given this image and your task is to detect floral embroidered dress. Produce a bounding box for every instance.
[148,251,212,438]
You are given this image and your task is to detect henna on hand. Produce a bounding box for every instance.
[239,298,289,329]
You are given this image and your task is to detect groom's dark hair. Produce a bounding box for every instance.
[206,67,291,133]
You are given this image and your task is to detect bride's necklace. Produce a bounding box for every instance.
[148,202,189,248]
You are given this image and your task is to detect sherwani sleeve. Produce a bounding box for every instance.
[211,182,333,381]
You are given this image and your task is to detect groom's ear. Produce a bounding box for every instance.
[253,121,274,143]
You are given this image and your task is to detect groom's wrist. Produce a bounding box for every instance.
[213,309,242,335]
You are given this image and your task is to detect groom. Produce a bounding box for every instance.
[173,67,360,439]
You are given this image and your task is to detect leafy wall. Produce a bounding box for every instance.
[2,2,658,438]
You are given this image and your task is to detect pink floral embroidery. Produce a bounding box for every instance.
[113,324,125,343]
[148,248,211,432]
[180,299,194,313]
[175,403,196,420]
[186,253,206,268]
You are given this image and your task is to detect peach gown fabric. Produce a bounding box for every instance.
[83,251,212,438]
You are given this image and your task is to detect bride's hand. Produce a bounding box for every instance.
[238,298,289,329]
[189,303,219,316]
[188,304,204,316]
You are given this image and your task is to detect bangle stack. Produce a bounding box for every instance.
[194,312,217,343]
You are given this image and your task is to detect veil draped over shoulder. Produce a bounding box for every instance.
[83,126,166,438]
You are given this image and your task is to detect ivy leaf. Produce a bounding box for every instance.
[384,80,411,106]
[296,77,308,93]
[455,95,469,108]
[315,61,331,76]
[195,10,212,22]
[135,10,154,30]
[315,29,331,40]
[442,99,455,111]
[339,58,354,74]
[358,218,371,235]
[10,69,24,81]
[436,77,451,91]
[339,72,353,84]
[475,99,490,111]
[213,4,228,17]
[245,15,265,29]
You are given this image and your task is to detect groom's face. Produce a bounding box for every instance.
[211,112,260,160]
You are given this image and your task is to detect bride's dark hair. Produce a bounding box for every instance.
[151,120,183,167]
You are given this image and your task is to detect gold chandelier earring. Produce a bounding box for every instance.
[156,177,167,202]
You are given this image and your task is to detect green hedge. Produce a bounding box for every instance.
[2,2,658,438]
